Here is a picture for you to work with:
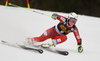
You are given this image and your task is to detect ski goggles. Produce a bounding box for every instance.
[70,18,77,24]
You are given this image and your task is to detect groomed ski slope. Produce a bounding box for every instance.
[0,5,100,61]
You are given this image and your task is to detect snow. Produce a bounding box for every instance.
[0,5,100,61]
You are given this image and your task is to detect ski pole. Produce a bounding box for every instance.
[8,3,52,17]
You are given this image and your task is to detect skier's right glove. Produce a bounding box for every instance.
[52,13,58,20]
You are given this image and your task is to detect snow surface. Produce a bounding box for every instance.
[0,5,100,61]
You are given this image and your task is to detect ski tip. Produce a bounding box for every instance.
[64,51,69,55]
[57,51,69,56]
[39,49,43,54]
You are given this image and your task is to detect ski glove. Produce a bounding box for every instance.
[52,13,57,20]
[78,45,83,53]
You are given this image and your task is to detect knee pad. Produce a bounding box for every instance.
[52,35,67,45]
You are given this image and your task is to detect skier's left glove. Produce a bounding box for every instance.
[78,45,83,53]
[52,13,58,20]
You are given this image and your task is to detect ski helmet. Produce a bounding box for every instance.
[68,12,78,24]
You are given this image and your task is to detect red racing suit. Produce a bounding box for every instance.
[32,15,82,45]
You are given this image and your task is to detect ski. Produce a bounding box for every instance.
[1,40,43,54]
[18,45,43,54]
[1,40,68,55]
[33,45,69,56]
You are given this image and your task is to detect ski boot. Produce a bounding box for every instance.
[24,38,37,46]
[41,40,56,48]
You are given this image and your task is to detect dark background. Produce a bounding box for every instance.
[0,0,100,17]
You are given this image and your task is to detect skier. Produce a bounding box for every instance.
[27,12,83,53]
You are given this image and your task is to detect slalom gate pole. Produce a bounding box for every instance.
[5,0,8,6]
[26,0,30,8]
[8,3,52,17]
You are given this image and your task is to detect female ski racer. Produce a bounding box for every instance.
[27,12,83,53]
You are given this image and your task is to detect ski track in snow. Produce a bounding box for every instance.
[0,5,100,61]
